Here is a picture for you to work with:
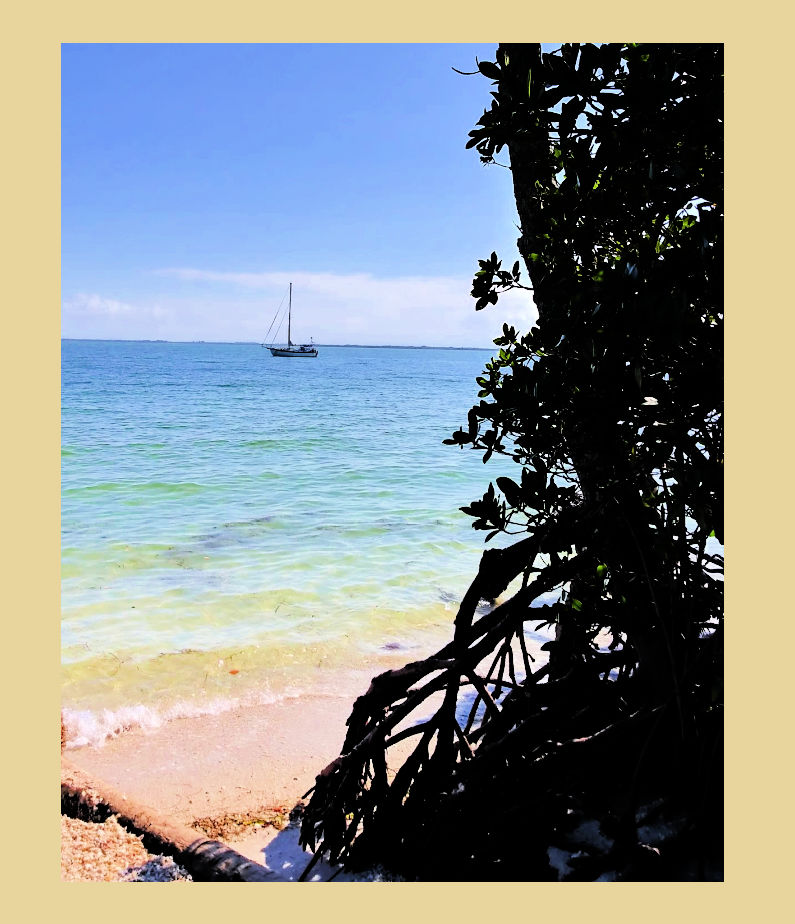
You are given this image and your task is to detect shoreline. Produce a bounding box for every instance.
[61,635,447,749]
[62,675,431,880]
[64,687,367,826]
[61,608,555,878]
[62,621,555,821]
[62,688,366,879]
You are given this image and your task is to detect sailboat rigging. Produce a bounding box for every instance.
[264,283,318,357]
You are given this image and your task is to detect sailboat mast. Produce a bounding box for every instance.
[288,282,292,346]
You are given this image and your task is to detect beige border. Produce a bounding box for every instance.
[3,2,773,918]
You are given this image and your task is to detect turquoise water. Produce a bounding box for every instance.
[62,340,527,744]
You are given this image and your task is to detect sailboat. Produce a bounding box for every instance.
[265,283,318,357]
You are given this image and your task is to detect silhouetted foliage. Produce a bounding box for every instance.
[299,43,723,881]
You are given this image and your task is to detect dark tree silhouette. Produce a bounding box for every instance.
[299,43,723,881]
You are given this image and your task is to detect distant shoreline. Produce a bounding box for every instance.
[61,338,494,351]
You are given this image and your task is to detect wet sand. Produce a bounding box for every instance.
[62,672,433,880]
[62,688,366,878]
[64,691,362,824]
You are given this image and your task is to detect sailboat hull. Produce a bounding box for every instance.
[268,347,318,357]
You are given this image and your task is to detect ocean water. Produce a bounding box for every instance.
[62,339,532,746]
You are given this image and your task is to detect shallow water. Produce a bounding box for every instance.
[62,340,531,745]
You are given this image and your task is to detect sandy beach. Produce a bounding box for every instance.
[65,691,357,823]
[60,620,553,881]
[61,667,421,880]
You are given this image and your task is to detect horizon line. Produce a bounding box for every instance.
[61,338,496,351]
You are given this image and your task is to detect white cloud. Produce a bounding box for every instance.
[62,270,538,346]
[63,292,167,320]
[62,292,172,339]
[64,293,132,316]
[152,268,538,347]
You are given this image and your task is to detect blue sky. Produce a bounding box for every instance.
[62,43,542,347]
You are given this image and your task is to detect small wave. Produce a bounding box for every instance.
[61,686,329,750]
[62,704,167,748]
[64,482,126,494]
[130,481,208,495]
[64,481,207,497]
